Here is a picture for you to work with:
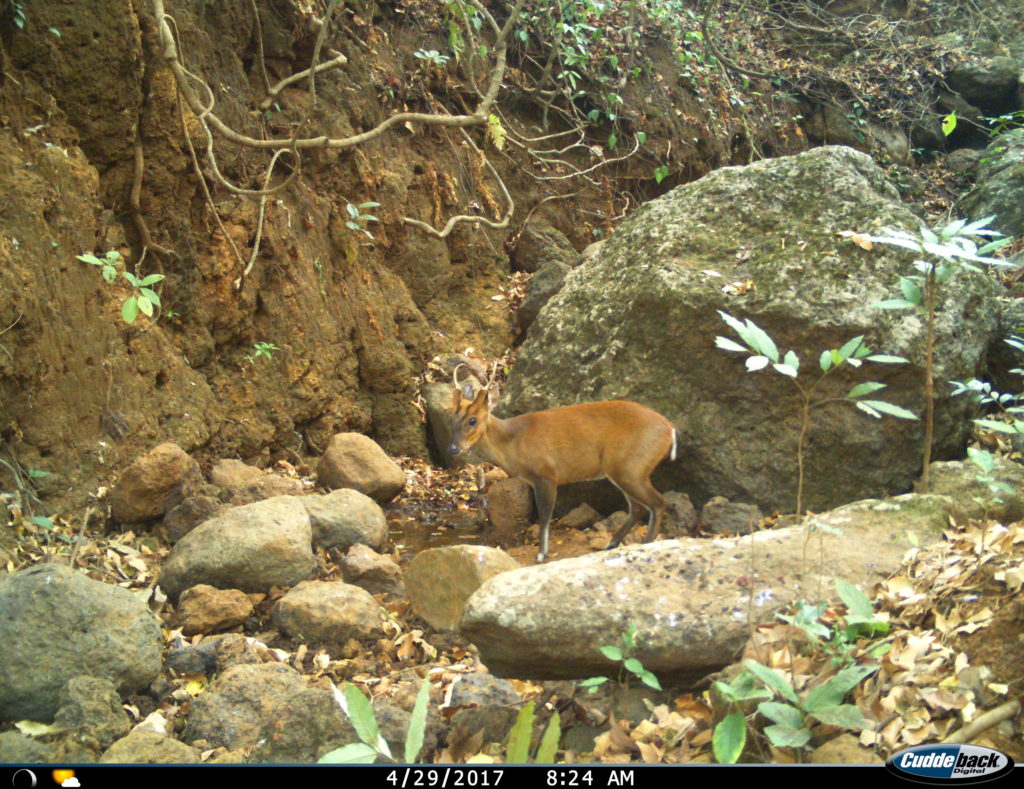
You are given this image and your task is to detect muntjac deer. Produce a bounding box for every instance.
[449,366,677,562]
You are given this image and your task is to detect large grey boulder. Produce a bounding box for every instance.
[460,494,954,680]
[0,564,162,721]
[503,146,1000,513]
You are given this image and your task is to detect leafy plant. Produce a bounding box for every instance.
[653,164,670,184]
[779,580,891,668]
[505,700,561,764]
[715,312,916,517]
[713,658,876,761]
[578,622,662,693]
[856,216,1013,491]
[345,201,381,240]
[965,446,1015,517]
[319,679,430,764]
[413,49,451,67]
[77,250,165,324]
[243,342,279,364]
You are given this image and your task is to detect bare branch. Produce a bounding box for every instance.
[151,0,527,151]
[402,130,514,239]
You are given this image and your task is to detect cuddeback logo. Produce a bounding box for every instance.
[886,744,1015,784]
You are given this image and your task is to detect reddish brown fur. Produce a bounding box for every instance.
[450,389,676,560]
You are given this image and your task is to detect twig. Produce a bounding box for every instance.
[152,0,527,151]
[401,129,514,239]
[941,699,1021,744]
[249,0,272,96]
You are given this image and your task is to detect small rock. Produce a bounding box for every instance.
[0,730,53,762]
[809,733,883,764]
[210,459,266,489]
[54,676,130,749]
[664,491,698,536]
[405,546,519,631]
[517,261,570,334]
[163,495,223,543]
[486,478,533,541]
[317,433,405,502]
[698,496,763,535]
[448,673,521,708]
[271,580,384,644]
[159,496,316,601]
[558,503,602,530]
[183,663,312,750]
[511,218,576,273]
[177,585,254,636]
[100,730,201,763]
[110,443,201,523]
[0,563,162,721]
[338,544,405,597]
[303,488,388,552]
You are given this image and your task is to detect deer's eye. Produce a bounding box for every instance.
[468,417,477,426]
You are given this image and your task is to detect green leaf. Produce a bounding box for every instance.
[577,677,608,689]
[745,355,770,372]
[342,684,390,758]
[967,447,996,473]
[865,354,909,364]
[637,131,647,145]
[140,288,161,306]
[809,704,869,729]
[835,579,873,618]
[136,295,153,317]
[639,670,662,691]
[122,297,139,324]
[820,350,833,372]
[712,712,746,764]
[317,742,379,764]
[745,321,779,362]
[123,271,140,287]
[837,335,866,360]
[764,723,812,748]
[623,657,644,675]
[139,274,165,286]
[599,645,623,661]
[744,660,799,704]
[27,468,50,479]
[653,164,670,184]
[534,710,561,764]
[847,382,886,399]
[28,516,54,529]
[404,679,431,763]
[359,202,382,209]
[974,418,1024,434]
[713,673,772,703]
[772,363,798,378]
[608,133,618,150]
[941,111,957,136]
[804,665,877,712]
[77,254,104,266]
[715,336,747,353]
[873,298,918,310]
[347,203,360,218]
[900,277,923,303]
[101,266,118,283]
[757,701,804,728]
[857,400,918,420]
[506,701,534,764]
[783,350,800,371]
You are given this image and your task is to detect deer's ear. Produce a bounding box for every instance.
[469,387,490,412]
[452,389,462,410]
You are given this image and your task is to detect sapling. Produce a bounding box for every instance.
[716,311,916,518]
[845,216,1013,491]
